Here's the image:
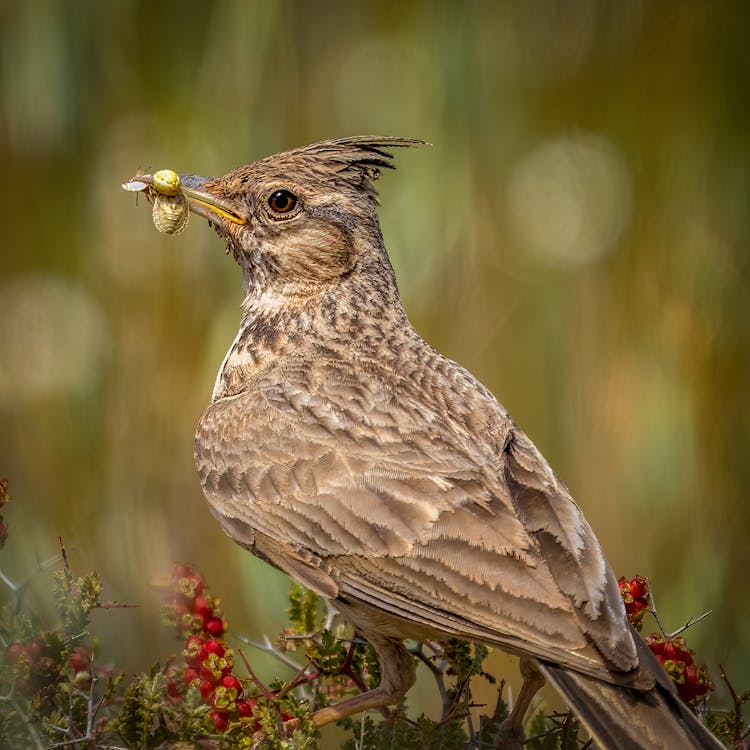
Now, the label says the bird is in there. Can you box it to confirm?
[125,137,722,749]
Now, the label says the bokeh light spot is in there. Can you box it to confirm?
[506,135,633,268]
[0,276,108,403]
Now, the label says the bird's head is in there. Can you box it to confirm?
[127,137,423,299]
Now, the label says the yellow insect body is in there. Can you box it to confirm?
[152,169,181,196]
[152,193,190,235]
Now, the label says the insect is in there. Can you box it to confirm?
[122,168,189,235]
[150,169,190,235]
[151,193,189,235]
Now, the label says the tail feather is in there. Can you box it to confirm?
[539,649,723,750]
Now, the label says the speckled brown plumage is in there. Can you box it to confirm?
[130,138,721,749]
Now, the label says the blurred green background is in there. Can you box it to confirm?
[1,0,748,736]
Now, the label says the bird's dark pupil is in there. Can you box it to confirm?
[270,190,296,212]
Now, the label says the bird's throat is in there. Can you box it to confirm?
[211,275,408,402]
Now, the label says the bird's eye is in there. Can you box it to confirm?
[268,189,298,215]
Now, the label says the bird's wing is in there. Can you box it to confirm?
[195,356,641,684]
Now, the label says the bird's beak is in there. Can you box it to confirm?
[174,174,247,226]
[122,172,247,227]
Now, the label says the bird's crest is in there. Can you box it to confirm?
[268,136,425,198]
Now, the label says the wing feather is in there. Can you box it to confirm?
[195,354,639,681]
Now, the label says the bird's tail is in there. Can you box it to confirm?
[538,642,723,750]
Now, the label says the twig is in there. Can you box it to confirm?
[336,640,368,694]
[237,649,274,699]
[559,710,573,750]
[465,706,477,750]
[646,577,669,636]
[48,674,102,749]
[95,601,139,610]
[669,610,713,637]
[275,659,318,699]
[522,724,561,745]
[648,576,713,638]
[59,536,71,574]
[0,550,63,595]
[234,633,306,674]
[720,664,748,750]
[522,711,574,747]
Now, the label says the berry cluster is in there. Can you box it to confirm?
[618,574,714,705]
[618,575,650,631]
[3,638,57,699]
[161,563,258,733]
[645,633,714,703]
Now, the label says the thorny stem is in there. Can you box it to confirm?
[647,576,712,639]
[0,551,63,595]
[85,663,102,740]
[47,665,102,749]
[237,649,275,700]
[646,577,669,636]
[235,633,318,703]
[465,709,476,749]
[559,711,573,750]
[354,711,367,750]
[522,712,587,748]
[522,725,561,745]
[720,664,748,750]
[669,610,713,638]
[440,670,473,726]
[337,640,368,695]
[235,632,309,674]
[274,659,318,699]
[59,536,70,575]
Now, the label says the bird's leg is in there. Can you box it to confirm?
[309,635,416,727]
[494,658,545,749]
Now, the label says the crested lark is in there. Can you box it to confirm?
[125,138,721,749]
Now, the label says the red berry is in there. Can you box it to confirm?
[618,576,650,630]
[236,699,255,717]
[199,678,215,700]
[645,633,713,703]
[184,668,199,685]
[200,653,232,682]
[26,639,47,662]
[646,635,663,655]
[69,648,89,673]
[201,638,225,660]
[220,674,242,694]
[204,617,225,637]
[194,595,213,618]
[4,643,25,665]
[662,637,693,665]
[210,710,229,732]
[220,674,241,689]
[166,676,181,700]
